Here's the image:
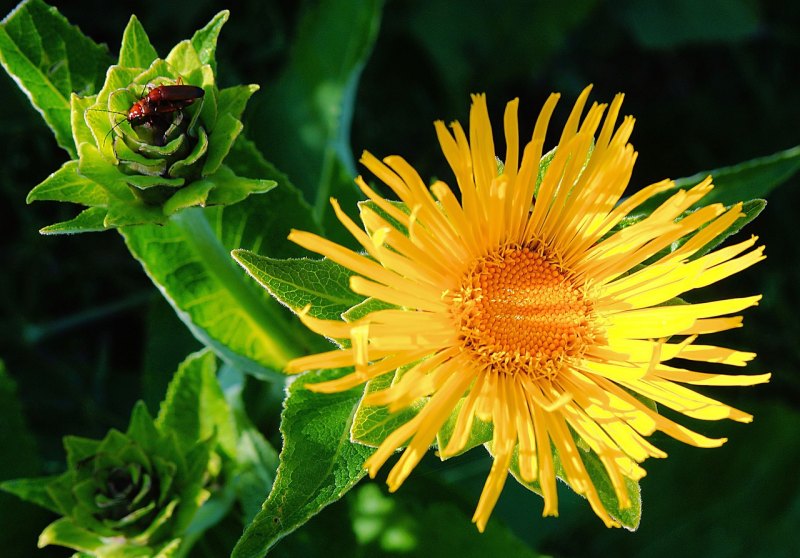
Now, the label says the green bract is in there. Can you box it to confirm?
[26,11,274,233]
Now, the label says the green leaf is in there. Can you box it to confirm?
[121,138,321,379]
[26,160,107,205]
[0,0,111,156]
[190,11,230,73]
[351,367,422,447]
[507,439,641,531]
[435,398,493,458]
[218,84,260,123]
[156,349,237,457]
[636,143,800,214]
[341,297,396,323]
[231,368,373,558]
[118,15,158,69]
[202,113,243,176]
[203,165,275,207]
[38,518,105,553]
[217,365,280,524]
[162,181,215,216]
[690,198,765,259]
[0,476,59,515]
[232,252,364,321]
[249,0,382,219]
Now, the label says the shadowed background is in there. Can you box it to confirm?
[0,1,797,556]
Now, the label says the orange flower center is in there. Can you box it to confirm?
[453,244,597,379]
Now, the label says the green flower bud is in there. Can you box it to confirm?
[27,11,274,233]
[3,403,215,557]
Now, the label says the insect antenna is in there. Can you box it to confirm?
[85,108,130,147]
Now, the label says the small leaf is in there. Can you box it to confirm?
[231,368,373,558]
[0,477,59,515]
[38,518,104,553]
[190,10,230,73]
[0,0,111,156]
[218,84,260,122]
[203,165,275,207]
[40,206,109,234]
[156,349,238,457]
[202,112,243,176]
[341,297,396,323]
[162,181,214,216]
[27,161,106,204]
[118,15,158,69]
[232,252,364,321]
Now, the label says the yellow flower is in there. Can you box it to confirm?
[286,86,769,531]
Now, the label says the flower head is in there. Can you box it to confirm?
[287,87,769,530]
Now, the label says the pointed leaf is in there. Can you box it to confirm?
[38,518,104,553]
[156,349,237,457]
[231,368,372,558]
[0,477,59,514]
[232,252,364,321]
[0,0,111,156]
[190,10,229,72]
[202,165,275,207]
[636,143,800,214]
[202,112,243,176]
[118,15,158,69]
[218,84,260,122]
[26,160,107,205]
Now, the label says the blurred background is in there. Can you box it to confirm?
[1,0,798,556]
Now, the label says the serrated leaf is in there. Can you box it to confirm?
[190,10,229,73]
[121,137,321,379]
[118,15,158,69]
[0,0,111,156]
[231,368,373,558]
[232,252,364,321]
[249,0,382,220]
[156,349,237,457]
